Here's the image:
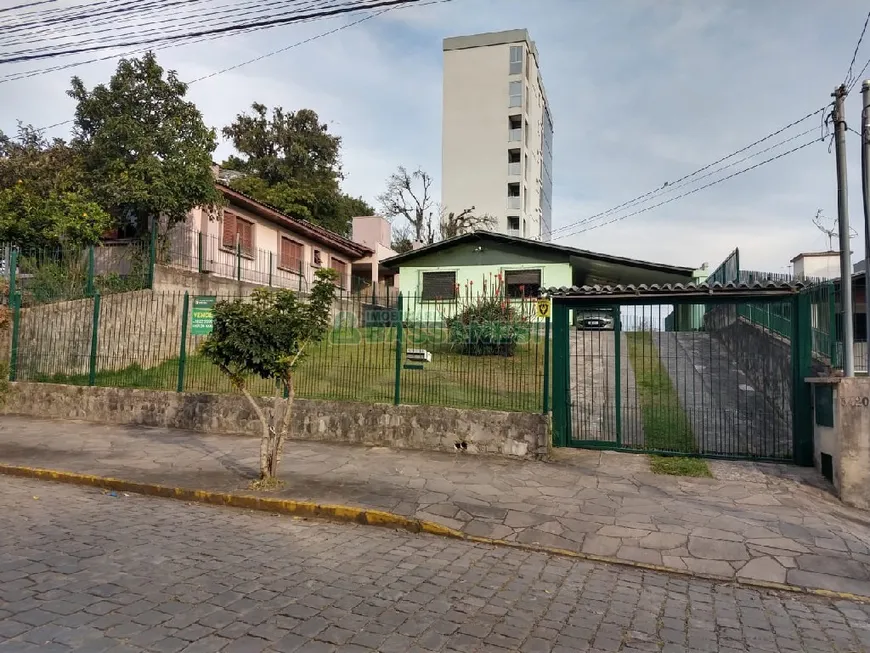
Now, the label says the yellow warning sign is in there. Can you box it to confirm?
[536,298,551,319]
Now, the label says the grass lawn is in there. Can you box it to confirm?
[625,332,697,454]
[29,326,546,413]
[649,455,712,477]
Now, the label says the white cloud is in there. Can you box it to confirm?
[2,0,869,273]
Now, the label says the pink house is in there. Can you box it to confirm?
[351,215,399,293]
[169,182,372,293]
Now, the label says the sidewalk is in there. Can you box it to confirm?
[2,416,870,598]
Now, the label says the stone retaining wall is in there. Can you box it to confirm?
[2,383,549,459]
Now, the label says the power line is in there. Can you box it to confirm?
[21,0,446,131]
[0,0,419,64]
[560,138,822,238]
[547,106,827,237]
[0,0,406,82]
[569,127,819,234]
[188,0,450,84]
[845,8,870,87]
[0,0,335,51]
[0,0,58,14]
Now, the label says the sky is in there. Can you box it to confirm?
[2,0,870,276]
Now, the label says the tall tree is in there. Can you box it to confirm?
[0,124,111,249]
[378,166,434,244]
[222,103,368,235]
[68,52,221,237]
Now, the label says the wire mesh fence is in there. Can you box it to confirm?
[3,239,152,307]
[10,288,548,413]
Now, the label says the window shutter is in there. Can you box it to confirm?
[505,270,541,286]
[421,271,457,300]
[280,237,291,269]
[239,220,253,255]
[222,212,237,249]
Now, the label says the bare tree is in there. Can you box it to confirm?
[391,222,413,253]
[440,206,496,240]
[377,166,434,243]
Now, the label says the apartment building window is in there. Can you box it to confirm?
[279,237,304,272]
[313,249,323,267]
[331,257,348,288]
[507,183,521,210]
[421,271,457,301]
[221,211,254,257]
[505,269,541,298]
[509,81,522,108]
[508,115,522,142]
[507,216,520,235]
[508,149,521,175]
[509,45,523,75]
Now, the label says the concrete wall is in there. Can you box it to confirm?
[15,277,374,380]
[810,377,870,509]
[1,383,549,459]
[16,290,185,378]
[707,307,829,445]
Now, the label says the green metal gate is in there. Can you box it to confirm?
[551,287,814,464]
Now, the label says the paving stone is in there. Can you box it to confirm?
[597,525,651,539]
[736,557,787,583]
[687,538,749,562]
[747,538,811,553]
[581,536,621,556]
[4,423,870,652]
[795,554,869,579]
[617,546,662,566]
[682,558,736,578]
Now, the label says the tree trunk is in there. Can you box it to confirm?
[267,375,294,478]
[240,387,273,479]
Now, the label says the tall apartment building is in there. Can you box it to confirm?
[442,29,553,241]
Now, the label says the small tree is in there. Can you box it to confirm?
[200,268,337,480]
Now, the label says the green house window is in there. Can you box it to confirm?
[505,269,541,298]
[421,271,457,301]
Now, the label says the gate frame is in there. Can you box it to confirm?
[549,284,813,465]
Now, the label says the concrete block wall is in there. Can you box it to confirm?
[13,268,381,380]
[1,383,550,460]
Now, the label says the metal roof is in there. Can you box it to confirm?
[544,279,806,298]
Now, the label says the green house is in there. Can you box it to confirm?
[382,231,701,323]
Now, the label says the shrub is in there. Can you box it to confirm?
[444,278,533,357]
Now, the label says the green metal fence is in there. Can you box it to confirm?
[9,288,549,413]
[703,248,841,368]
[3,237,153,307]
[551,291,814,464]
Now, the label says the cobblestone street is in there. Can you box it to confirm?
[1,477,870,652]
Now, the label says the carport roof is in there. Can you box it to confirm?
[544,280,806,303]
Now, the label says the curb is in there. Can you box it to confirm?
[2,463,869,604]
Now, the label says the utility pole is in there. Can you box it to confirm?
[833,84,855,376]
[862,81,870,374]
